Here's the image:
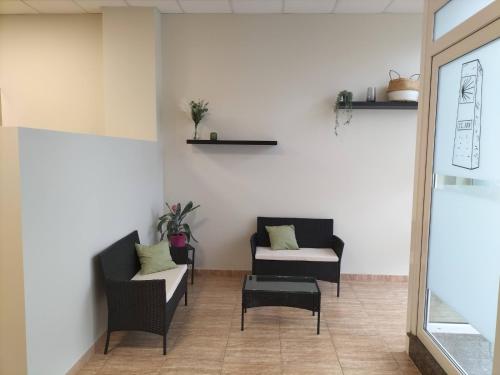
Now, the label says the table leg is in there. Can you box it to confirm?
[317,310,320,335]
[241,304,245,331]
[191,249,195,285]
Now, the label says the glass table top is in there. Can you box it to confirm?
[243,275,319,294]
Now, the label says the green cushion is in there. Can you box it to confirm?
[135,241,177,275]
[265,225,300,250]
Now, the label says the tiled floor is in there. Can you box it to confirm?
[78,274,421,374]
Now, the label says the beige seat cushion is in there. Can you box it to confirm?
[255,247,339,262]
[132,264,187,302]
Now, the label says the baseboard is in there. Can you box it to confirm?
[66,332,106,375]
[194,269,249,277]
[341,273,408,282]
[194,269,408,281]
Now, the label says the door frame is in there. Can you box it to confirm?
[407,1,500,374]
[418,18,500,375]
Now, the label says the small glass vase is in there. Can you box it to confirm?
[193,124,199,140]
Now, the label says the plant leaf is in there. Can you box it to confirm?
[183,223,198,243]
[180,201,193,218]
[166,202,176,214]
[157,221,164,233]
[182,223,191,243]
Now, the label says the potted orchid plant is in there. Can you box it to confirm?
[157,201,200,247]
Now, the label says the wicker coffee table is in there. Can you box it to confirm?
[241,275,321,334]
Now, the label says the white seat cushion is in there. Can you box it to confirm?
[132,264,187,302]
[255,247,339,263]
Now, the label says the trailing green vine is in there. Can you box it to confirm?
[334,90,353,136]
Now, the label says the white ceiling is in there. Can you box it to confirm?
[0,0,423,15]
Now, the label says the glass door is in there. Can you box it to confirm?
[418,19,500,375]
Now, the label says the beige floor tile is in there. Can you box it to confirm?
[342,369,404,375]
[169,327,231,339]
[76,370,98,375]
[221,363,281,374]
[383,335,408,353]
[282,363,343,375]
[333,334,390,353]
[281,340,338,366]
[98,367,160,375]
[78,354,108,371]
[328,323,380,337]
[166,335,227,360]
[99,352,166,374]
[223,347,281,365]
[161,357,222,374]
[337,351,400,370]
[227,335,280,349]
[76,275,419,375]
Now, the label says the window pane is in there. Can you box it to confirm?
[434,0,494,40]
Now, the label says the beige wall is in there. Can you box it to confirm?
[0,128,27,375]
[162,14,421,274]
[103,7,161,141]
[0,15,103,135]
[0,11,161,141]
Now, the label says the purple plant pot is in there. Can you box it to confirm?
[169,233,186,247]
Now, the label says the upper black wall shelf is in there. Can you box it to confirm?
[187,140,278,145]
[339,101,418,110]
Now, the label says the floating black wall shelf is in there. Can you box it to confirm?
[187,140,278,145]
[339,101,418,110]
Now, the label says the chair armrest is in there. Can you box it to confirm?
[105,279,166,330]
[250,232,258,259]
[332,235,344,260]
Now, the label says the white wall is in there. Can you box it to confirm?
[162,14,421,274]
[0,15,103,135]
[17,128,164,374]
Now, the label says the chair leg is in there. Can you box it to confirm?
[185,289,188,306]
[104,330,111,354]
[163,334,167,355]
[337,282,340,297]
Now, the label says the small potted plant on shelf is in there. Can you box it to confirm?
[334,90,353,136]
[158,201,200,247]
[189,100,209,140]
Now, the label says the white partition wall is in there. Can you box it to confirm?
[15,128,163,374]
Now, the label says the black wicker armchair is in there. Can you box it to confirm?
[98,231,187,355]
[250,217,344,296]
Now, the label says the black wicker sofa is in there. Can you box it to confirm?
[98,231,188,355]
[250,217,344,296]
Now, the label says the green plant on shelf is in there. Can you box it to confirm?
[189,100,209,140]
[334,90,353,136]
